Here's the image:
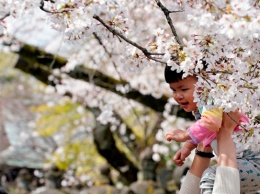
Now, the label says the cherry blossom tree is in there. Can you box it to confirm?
[0,0,259,162]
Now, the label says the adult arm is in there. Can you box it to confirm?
[212,110,242,194]
[216,112,238,168]
[179,110,242,194]
[179,143,212,194]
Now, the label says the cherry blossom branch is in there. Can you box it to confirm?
[205,70,232,74]
[93,32,146,129]
[15,43,173,113]
[93,14,166,65]
[155,0,183,48]
[39,0,73,14]
[250,60,259,79]
[0,13,10,21]
[227,113,247,131]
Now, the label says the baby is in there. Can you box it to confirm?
[164,65,248,155]
[164,64,260,193]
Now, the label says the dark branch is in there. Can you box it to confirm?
[40,0,73,14]
[14,43,193,119]
[155,0,183,48]
[0,13,10,21]
[14,44,167,112]
[93,15,166,64]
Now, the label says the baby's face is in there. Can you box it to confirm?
[169,76,197,112]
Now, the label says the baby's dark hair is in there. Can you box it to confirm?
[164,58,208,83]
[164,66,184,83]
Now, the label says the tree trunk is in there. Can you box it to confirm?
[93,116,139,184]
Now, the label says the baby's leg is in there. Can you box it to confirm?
[237,159,260,194]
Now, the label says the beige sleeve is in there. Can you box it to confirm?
[179,171,201,194]
[212,166,240,194]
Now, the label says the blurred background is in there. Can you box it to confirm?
[0,6,199,194]
[0,50,198,194]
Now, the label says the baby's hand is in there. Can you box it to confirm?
[173,147,192,166]
[165,129,190,142]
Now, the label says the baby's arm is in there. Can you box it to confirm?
[173,141,196,166]
[166,129,191,142]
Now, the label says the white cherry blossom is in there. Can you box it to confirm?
[1,0,259,151]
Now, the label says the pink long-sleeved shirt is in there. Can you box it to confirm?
[187,107,249,147]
